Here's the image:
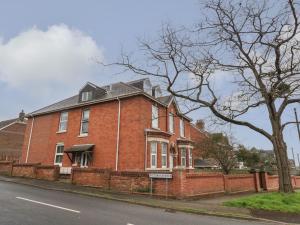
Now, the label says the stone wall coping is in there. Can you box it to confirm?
[13,163,41,167]
[36,165,59,169]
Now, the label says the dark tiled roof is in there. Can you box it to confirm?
[0,118,18,130]
[29,81,145,116]
[156,95,173,105]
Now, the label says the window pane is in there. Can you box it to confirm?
[162,156,167,167]
[151,142,157,154]
[83,110,90,120]
[169,113,174,133]
[61,112,68,121]
[57,145,64,153]
[151,155,156,167]
[161,143,167,154]
[152,105,158,128]
[81,121,89,133]
[55,155,63,164]
[59,121,67,131]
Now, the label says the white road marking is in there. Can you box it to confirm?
[127,223,135,225]
[16,197,80,214]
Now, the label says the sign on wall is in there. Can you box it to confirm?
[149,173,172,179]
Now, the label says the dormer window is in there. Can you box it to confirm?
[81,91,92,102]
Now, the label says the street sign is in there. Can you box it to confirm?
[149,173,172,179]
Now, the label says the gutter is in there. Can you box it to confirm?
[115,97,121,171]
[25,116,35,163]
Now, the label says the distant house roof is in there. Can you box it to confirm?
[28,79,192,121]
[0,111,27,131]
[0,119,17,130]
[194,159,218,168]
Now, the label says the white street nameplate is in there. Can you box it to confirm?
[149,173,172,179]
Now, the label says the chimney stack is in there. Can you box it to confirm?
[19,110,25,122]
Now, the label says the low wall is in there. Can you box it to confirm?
[224,174,256,193]
[110,171,149,193]
[36,165,60,181]
[293,176,300,188]
[11,163,59,181]
[72,168,110,188]
[0,161,13,176]
[184,173,225,197]
[12,163,40,178]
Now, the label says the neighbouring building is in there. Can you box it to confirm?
[0,111,27,161]
[21,79,204,174]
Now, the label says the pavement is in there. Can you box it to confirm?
[0,176,292,225]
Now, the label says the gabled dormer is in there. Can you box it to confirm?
[127,78,152,95]
[79,82,107,103]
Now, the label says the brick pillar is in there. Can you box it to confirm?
[172,168,187,199]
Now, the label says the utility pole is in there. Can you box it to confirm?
[294,108,300,141]
[298,153,300,170]
[292,147,296,168]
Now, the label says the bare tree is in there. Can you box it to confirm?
[203,133,237,174]
[113,0,300,192]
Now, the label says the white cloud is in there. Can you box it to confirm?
[0,24,103,89]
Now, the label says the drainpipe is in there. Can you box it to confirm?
[115,98,121,171]
[25,116,35,163]
[145,130,148,171]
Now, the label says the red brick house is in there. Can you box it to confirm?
[0,111,27,161]
[21,79,201,173]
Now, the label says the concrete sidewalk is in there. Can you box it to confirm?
[0,175,279,223]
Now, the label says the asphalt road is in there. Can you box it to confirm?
[0,181,274,225]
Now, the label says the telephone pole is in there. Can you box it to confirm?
[292,147,296,168]
[294,108,300,141]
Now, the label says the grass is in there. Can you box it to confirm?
[224,192,300,213]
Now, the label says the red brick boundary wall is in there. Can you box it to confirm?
[262,173,300,191]
[0,161,13,176]
[0,161,59,181]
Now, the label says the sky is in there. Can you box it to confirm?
[0,0,299,162]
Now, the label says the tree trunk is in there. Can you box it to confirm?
[272,123,294,193]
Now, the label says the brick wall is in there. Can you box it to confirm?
[0,161,13,176]
[224,174,256,193]
[11,163,59,181]
[110,171,149,193]
[70,168,264,198]
[36,165,60,181]
[0,122,26,161]
[71,168,111,188]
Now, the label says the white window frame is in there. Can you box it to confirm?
[54,143,64,166]
[150,142,157,168]
[80,109,90,135]
[168,113,174,133]
[161,143,168,168]
[151,105,159,129]
[189,149,193,168]
[58,112,68,132]
[180,118,185,137]
[81,91,92,102]
[181,148,186,167]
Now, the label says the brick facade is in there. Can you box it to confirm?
[0,121,26,161]
[21,89,201,172]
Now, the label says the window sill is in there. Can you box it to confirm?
[56,130,67,134]
[78,134,88,138]
[151,127,160,130]
[146,168,172,171]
